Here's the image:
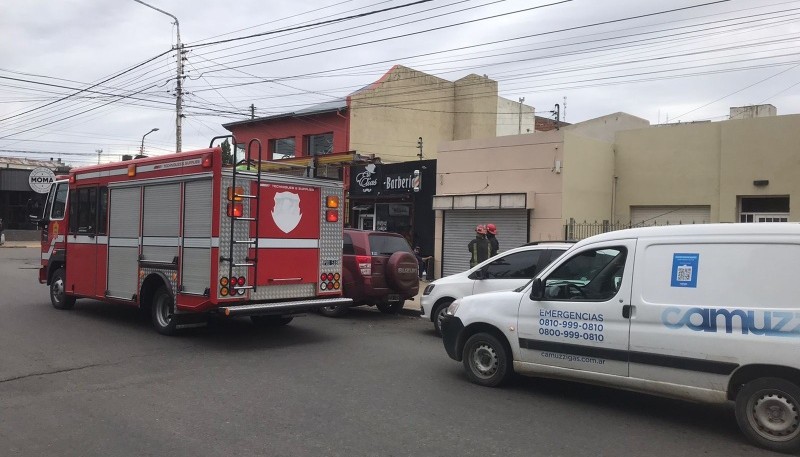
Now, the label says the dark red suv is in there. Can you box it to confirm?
[319,229,419,317]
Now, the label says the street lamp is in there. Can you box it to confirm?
[134,0,183,153]
[140,128,159,155]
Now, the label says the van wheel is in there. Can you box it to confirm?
[151,286,178,336]
[251,316,293,327]
[50,268,75,310]
[432,300,453,337]
[318,304,348,317]
[462,332,512,387]
[735,377,800,453]
[377,300,404,314]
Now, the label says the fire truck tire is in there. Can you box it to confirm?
[151,286,178,336]
[251,315,294,327]
[49,268,75,310]
[318,304,349,317]
[377,300,404,314]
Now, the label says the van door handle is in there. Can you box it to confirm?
[622,304,632,319]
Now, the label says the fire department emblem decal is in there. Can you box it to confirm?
[272,191,302,233]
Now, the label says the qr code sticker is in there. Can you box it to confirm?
[676,265,693,282]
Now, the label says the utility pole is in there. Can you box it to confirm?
[95,149,102,165]
[134,0,183,153]
[552,104,561,130]
[250,104,255,119]
[562,96,567,122]
[518,97,525,134]
[416,137,423,161]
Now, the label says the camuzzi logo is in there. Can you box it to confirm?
[661,307,800,337]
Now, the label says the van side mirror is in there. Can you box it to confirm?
[530,278,544,300]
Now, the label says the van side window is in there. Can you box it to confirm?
[483,250,542,279]
[50,182,68,220]
[543,247,626,301]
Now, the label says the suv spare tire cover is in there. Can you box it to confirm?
[385,251,420,295]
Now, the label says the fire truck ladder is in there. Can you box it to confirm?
[216,137,263,294]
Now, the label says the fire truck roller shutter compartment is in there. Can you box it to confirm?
[142,184,181,264]
[181,179,212,295]
[107,187,141,300]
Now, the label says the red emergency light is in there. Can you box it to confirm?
[227,203,243,218]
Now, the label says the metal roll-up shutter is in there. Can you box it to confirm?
[442,209,528,278]
[142,184,180,262]
[109,187,141,239]
[108,187,141,299]
[182,180,212,294]
[183,180,212,238]
[143,184,180,237]
[630,206,710,226]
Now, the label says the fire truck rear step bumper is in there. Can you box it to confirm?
[218,297,353,317]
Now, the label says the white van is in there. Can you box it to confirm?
[440,224,800,453]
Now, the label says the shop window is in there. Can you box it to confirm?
[739,196,789,223]
[306,133,333,156]
[270,137,295,159]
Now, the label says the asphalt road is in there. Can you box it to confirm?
[0,248,782,457]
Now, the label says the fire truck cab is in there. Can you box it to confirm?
[32,139,350,335]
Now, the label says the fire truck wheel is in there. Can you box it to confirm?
[376,300,405,314]
[50,268,75,310]
[250,315,294,327]
[318,304,349,317]
[151,286,178,336]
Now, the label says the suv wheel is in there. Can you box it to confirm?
[376,300,404,314]
[318,304,349,318]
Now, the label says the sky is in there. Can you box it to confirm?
[1,0,799,165]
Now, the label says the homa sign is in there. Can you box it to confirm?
[28,167,56,194]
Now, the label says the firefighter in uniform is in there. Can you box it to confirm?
[468,225,492,268]
[486,223,499,257]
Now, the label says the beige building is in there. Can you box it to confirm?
[615,106,798,225]
[431,104,800,279]
[432,113,649,276]
[348,65,535,161]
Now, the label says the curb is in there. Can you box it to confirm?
[399,307,422,317]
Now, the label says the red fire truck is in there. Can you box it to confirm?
[32,137,350,335]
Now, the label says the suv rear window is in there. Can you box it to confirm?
[367,234,413,256]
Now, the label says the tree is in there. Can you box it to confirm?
[220,139,234,165]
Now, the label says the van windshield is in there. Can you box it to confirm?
[368,234,413,256]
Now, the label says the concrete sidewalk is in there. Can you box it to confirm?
[0,241,39,248]
[401,279,429,317]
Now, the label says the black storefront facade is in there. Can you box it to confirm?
[348,159,436,258]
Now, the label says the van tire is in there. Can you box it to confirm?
[462,332,512,387]
[432,299,453,337]
[318,304,349,317]
[735,377,800,453]
[50,268,75,310]
[151,286,178,336]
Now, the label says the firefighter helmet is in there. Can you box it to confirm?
[486,223,497,235]
[475,225,487,235]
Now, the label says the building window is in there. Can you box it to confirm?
[270,137,295,159]
[306,133,333,156]
[739,196,789,222]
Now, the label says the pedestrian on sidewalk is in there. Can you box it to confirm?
[486,223,499,257]
[467,225,491,268]
[0,218,5,245]
[413,246,432,280]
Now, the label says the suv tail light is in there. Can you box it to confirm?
[356,255,372,276]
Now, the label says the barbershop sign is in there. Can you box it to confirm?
[350,163,416,196]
